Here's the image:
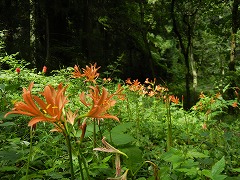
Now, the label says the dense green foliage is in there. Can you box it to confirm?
[1,0,240,179]
[0,58,240,179]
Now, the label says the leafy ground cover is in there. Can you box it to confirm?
[0,57,240,180]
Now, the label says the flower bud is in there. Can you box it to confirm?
[16,67,21,74]
[42,66,47,73]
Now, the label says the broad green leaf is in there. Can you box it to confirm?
[111,133,135,145]
[232,168,240,172]
[202,169,211,178]
[111,122,134,133]
[187,150,209,158]
[181,159,199,168]
[48,172,64,179]
[0,150,21,162]
[0,122,16,126]
[176,167,198,176]
[0,84,5,91]
[0,166,18,172]
[212,174,227,180]
[122,146,143,171]
[211,156,225,176]
[160,148,184,163]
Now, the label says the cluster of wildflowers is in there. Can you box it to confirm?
[5,63,127,179]
[192,92,224,130]
[5,82,123,132]
[125,78,179,104]
[193,92,221,112]
[72,63,100,84]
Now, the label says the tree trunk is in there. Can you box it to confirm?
[29,0,37,67]
[171,0,191,109]
[139,1,156,79]
[228,0,240,99]
[190,42,197,99]
[82,0,93,59]
[45,14,50,65]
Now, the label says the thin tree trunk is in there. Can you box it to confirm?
[171,0,191,109]
[230,0,240,72]
[228,0,240,99]
[45,14,50,65]
[139,1,156,78]
[190,42,197,99]
[82,0,93,59]
[29,0,36,67]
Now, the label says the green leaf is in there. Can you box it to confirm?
[0,84,5,91]
[122,146,143,171]
[111,133,135,145]
[0,166,18,172]
[211,156,225,176]
[111,122,134,133]
[202,169,211,178]
[0,122,16,126]
[176,167,198,176]
[102,155,112,163]
[187,150,209,158]
[160,148,184,163]
[0,150,21,162]
[212,174,227,180]
[232,168,240,172]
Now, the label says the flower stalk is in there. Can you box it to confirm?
[166,97,173,151]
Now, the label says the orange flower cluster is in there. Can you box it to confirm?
[126,78,166,95]
[80,85,124,121]
[5,81,123,130]
[72,63,100,84]
[125,78,179,104]
[193,92,222,111]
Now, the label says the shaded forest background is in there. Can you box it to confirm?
[0,0,240,108]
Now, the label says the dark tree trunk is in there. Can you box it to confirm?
[82,0,93,59]
[228,0,240,99]
[139,1,156,79]
[171,0,191,109]
[29,0,37,67]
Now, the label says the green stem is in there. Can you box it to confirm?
[77,140,90,180]
[93,119,96,148]
[132,161,159,179]
[166,100,172,151]
[81,152,90,179]
[65,134,75,179]
[26,127,34,178]
[77,152,85,180]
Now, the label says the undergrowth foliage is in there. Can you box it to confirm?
[0,57,240,180]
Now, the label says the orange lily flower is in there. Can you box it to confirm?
[125,78,132,85]
[80,85,124,121]
[5,82,68,127]
[82,63,100,83]
[72,65,84,78]
[232,102,238,108]
[199,91,205,99]
[169,95,179,104]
